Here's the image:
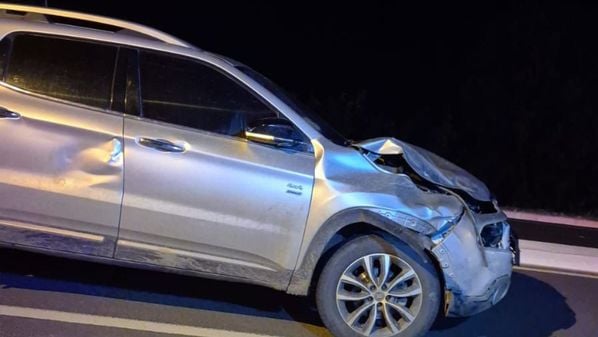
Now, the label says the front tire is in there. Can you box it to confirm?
[316,235,440,337]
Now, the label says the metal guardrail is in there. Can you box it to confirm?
[504,208,598,276]
[505,209,598,229]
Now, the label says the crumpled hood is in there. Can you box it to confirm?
[355,137,492,201]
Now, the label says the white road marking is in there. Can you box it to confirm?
[0,305,279,337]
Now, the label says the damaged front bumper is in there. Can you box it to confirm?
[444,274,512,317]
[431,210,518,317]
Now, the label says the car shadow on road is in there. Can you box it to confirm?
[0,249,576,337]
[429,272,576,337]
[0,248,323,325]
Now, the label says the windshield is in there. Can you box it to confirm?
[237,66,350,146]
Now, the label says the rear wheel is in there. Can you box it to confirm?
[316,235,440,337]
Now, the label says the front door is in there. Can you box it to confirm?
[115,50,314,286]
[0,33,123,257]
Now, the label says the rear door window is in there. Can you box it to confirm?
[4,34,117,109]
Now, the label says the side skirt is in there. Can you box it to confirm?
[0,241,292,291]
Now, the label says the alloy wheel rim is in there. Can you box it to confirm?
[335,253,423,336]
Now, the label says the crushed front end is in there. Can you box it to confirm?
[431,206,519,317]
[354,137,519,317]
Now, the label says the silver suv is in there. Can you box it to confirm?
[0,4,518,337]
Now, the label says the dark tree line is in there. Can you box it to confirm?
[263,1,598,217]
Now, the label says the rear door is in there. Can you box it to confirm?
[115,50,314,285]
[0,33,124,257]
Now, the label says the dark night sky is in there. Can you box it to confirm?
[13,1,598,216]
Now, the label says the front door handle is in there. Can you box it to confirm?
[0,108,20,120]
[137,137,185,153]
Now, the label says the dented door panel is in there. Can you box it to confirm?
[0,85,123,256]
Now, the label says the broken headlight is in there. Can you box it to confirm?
[480,222,505,248]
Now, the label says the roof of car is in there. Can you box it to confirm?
[0,3,195,49]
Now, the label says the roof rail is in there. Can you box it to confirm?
[0,3,194,48]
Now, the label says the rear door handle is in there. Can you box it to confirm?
[137,137,185,153]
[0,108,20,120]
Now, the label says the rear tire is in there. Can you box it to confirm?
[316,235,440,337]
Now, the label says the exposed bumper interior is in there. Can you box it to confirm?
[445,275,511,316]
[431,210,516,317]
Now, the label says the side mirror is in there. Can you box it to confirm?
[245,117,305,148]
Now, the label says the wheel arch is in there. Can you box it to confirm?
[286,208,436,296]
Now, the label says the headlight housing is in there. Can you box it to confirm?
[480,221,510,249]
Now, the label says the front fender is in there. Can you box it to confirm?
[286,208,434,295]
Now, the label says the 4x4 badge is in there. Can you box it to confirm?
[286,183,303,195]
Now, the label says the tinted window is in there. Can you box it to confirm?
[5,34,117,109]
[0,37,11,80]
[139,51,275,137]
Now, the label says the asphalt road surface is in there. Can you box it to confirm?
[0,248,596,337]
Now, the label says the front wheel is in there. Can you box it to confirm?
[316,235,440,337]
